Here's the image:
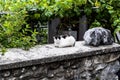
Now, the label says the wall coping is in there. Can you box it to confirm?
[0,41,120,70]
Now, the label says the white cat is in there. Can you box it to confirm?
[53,35,76,48]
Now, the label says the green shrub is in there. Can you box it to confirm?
[0,0,120,51]
[0,0,38,50]
[85,0,120,42]
[0,0,87,50]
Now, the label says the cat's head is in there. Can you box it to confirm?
[53,34,70,40]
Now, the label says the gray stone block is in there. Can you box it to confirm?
[83,27,114,46]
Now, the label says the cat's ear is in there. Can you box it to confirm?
[53,36,57,40]
[58,36,61,39]
[53,34,59,39]
[62,35,67,39]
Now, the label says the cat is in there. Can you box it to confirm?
[53,34,76,48]
[83,27,114,46]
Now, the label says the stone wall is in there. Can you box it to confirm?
[0,41,120,80]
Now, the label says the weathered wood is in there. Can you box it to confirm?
[48,15,88,43]
[48,18,61,43]
[78,15,88,40]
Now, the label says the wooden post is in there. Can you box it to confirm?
[48,18,61,43]
[48,15,88,43]
[78,15,88,40]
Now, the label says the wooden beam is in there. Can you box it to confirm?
[48,18,61,43]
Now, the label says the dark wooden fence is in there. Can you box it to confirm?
[48,15,88,43]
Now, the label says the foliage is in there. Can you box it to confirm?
[0,0,120,51]
[90,20,101,28]
[40,0,87,18]
[0,0,87,51]
[26,0,87,23]
[88,0,120,28]
[0,0,38,50]
[36,0,120,36]
[85,0,120,42]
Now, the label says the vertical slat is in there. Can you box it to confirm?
[48,18,61,43]
[48,15,88,43]
[78,15,88,40]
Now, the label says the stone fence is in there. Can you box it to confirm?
[0,41,120,80]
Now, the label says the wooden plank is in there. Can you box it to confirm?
[78,15,88,40]
[48,18,61,43]
[48,15,88,43]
